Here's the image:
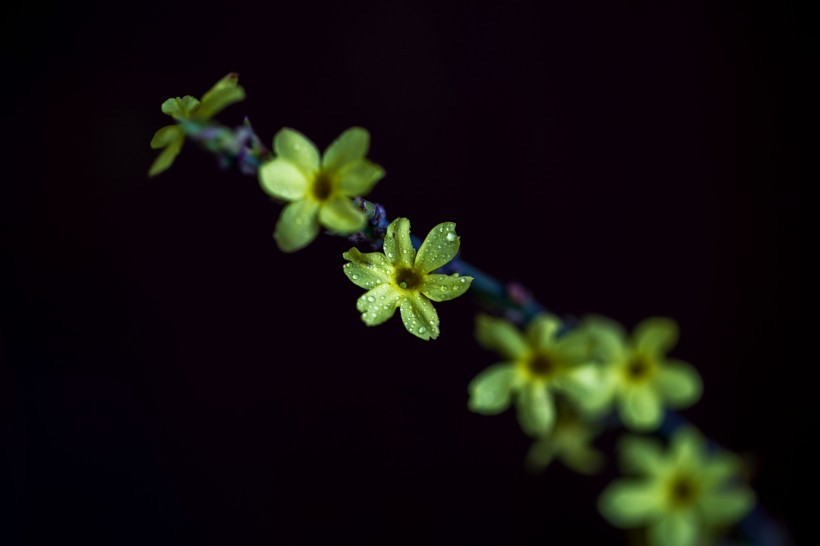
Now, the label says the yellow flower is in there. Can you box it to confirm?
[468,314,601,436]
[525,398,604,475]
[342,217,472,340]
[580,316,702,431]
[599,427,755,546]
[259,127,385,252]
[149,73,246,176]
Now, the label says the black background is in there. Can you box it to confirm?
[1,1,810,544]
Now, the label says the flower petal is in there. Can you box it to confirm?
[414,222,460,274]
[161,96,200,119]
[618,436,666,476]
[702,452,743,484]
[342,247,393,290]
[382,217,415,268]
[699,488,755,526]
[582,314,628,361]
[336,159,385,196]
[196,86,246,120]
[467,364,517,415]
[525,314,562,349]
[322,126,370,172]
[634,317,679,355]
[561,444,605,475]
[318,195,366,234]
[656,360,702,408]
[399,293,439,340]
[420,273,473,302]
[273,128,320,174]
[475,314,528,360]
[517,383,555,436]
[356,283,402,326]
[598,480,663,528]
[525,438,558,473]
[621,386,663,431]
[148,136,184,177]
[670,426,706,468]
[647,513,699,546]
[273,199,320,253]
[259,158,310,201]
[150,124,184,149]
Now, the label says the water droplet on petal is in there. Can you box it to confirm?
[446,232,456,242]
[352,274,359,280]
[399,282,407,289]
[418,326,427,334]
[367,296,376,303]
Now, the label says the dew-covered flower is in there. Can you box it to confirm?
[599,427,755,546]
[525,397,604,475]
[342,217,472,340]
[580,316,702,431]
[467,314,601,437]
[259,127,385,252]
[149,73,246,177]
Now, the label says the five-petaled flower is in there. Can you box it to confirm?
[599,427,755,546]
[149,73,246,177]
[578,316,702,431]
[467,314,601,437]
[342,217,472,340]
[525,397,604,475]
[259,127,385,252]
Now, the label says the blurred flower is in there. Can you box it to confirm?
[468,314,601,436]
[259,127,385,252]
[342,217,472,340]
[580,316,702,431]
[599,427,755,546]
[525,397,604,475]
[149,73,246,176]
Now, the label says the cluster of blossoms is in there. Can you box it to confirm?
[148,74,760,545]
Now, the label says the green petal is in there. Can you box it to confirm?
[273,199,320,253]
[467,364,517,415]
[196,86,246,120]
[702,452,743,484]
[517,383,555,436]
[621,386,663,431]
[525,314,562,349]
[475,314,528,360]
[273,128,320,174]
[259,157,310,201]
[525,438,557,472]
[618,436,666,476]
[150,124,184,149]
[148,137,184,177]
[342,248,393,290]
[598,480,662,527]
[656,360,702,408]
[356,283,402,326]
[161,96,200,119]
[561,444,605,475]
[399,293,439,340]
[559,365,605,403]
[382,217,415,268]
[321,126,370,173]
[318,195,366,234]
[420,273,472,302]
[670,427,706,468]
[414,222,460,274]
[336,159,385,196]
[700,488,755,525]
[647,513,699,546]
[634,317,679,355]
[582,315,628,361]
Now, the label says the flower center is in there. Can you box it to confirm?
[312,173,333,201]
[668,476,699,508]
[527,352,557,378]
[395,268,422,290]
[625,356,653,382]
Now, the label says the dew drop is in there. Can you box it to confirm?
[418,326,427,334]
[446,232,456,242]
[366,296,376,303]
[352,274,359,280]
[460,278,466,283]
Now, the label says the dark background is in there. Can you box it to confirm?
[1,1,810,544]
